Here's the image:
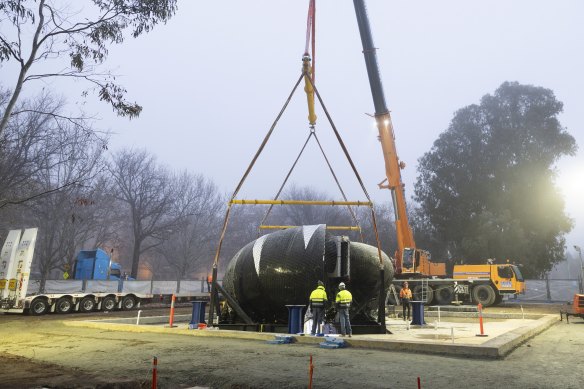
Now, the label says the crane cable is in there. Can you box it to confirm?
[305,0,316,82]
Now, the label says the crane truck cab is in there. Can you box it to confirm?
[453,263,525,305]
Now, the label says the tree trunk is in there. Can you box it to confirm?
[38,267,50,294]
[130,243,141,279]
[0,0,46,138]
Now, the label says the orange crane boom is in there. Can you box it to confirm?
[352,0,445,277]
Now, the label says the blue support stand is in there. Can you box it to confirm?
[286,305,306,334]
[410,301,426,325]
[189,301,207,329]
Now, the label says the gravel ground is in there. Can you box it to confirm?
[0,303,583,389]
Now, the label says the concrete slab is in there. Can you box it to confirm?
[64,313,559,359]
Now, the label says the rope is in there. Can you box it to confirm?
[259,131,314,229]
[306,74,373,201]
[304,0,316,81]
[305,72,384,264]
[313,133,364,241]
[229,73,304,202]
[213,74,304,268]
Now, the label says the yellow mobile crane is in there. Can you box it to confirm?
[352,0,524,306]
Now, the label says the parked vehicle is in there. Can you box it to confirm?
[1,229,152,315]
[560,294,584,323]
[387,262,525,307]
[73,248,132,280]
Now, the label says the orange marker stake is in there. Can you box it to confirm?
[169,294,176,327]
[152,356,158,389]
[308,355,314,389]
[476,303,488,337]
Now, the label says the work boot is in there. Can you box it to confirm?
[348,334,352,338]
[341,334,346,337]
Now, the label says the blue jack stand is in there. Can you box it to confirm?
[286,305,306,334]
[188,301,207,329]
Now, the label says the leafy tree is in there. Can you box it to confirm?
[414,82,577,277]
[0,0,178,137]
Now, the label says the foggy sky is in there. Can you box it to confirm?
[1,1,582,256]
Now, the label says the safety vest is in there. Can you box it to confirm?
[400,287,412,299]
[336,289,352,308]
[309,286,328,307]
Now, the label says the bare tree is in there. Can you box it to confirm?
[22,115,108,290]
[156,174,223,285]
[0,87,91,210]
[0,0,178,137]
[108,149,198,279]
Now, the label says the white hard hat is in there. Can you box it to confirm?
[339,282,346,289]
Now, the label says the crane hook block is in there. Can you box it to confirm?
[302,55,317,126]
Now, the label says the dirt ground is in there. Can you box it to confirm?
[0,303,583,389]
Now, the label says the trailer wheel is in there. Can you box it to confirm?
[30,298,49,316]
[435,285,454,305]
[413,285,434,304]
[79,297,96,313]
[102,296,117,311]
[55,297,74,314]
[472,284,496,307]
[121,295,136,310]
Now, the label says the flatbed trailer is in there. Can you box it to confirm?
[1,229,210,315]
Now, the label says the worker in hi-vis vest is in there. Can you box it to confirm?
[335,282,353,337]
[400,281,413,320]
[309,280,328,335]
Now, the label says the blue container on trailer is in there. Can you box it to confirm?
[74,249,116,280]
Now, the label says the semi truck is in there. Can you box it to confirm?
[352,0,525,307]
[74,248,129,280]
[0,228,146,315]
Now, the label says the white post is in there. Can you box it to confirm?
[451,327,454,343]
[520,305,524,321]
[136,310,142,325]
[434,321,438,340]
[437,306,441,323]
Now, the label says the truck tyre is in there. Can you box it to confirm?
[435,285,454,305]
[413,285,434,304]
[121,295,136,310]
[79,297,96,313]
[55,297,74,314]
[102,296,117,311]
[494,293,503,305]
[30,298,49,316]
[472,284,496,307]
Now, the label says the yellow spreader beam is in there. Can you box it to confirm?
[230,199,372,206]
[260,225,361,231]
